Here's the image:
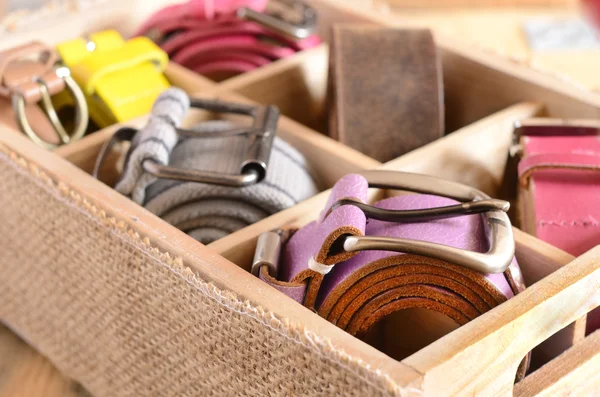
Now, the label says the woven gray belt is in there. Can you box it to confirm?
[104,88,319,243]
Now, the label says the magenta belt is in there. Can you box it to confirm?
[253,171,525,345]
[135,0,321,77]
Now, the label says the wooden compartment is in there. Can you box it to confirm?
[0,1,599,397]
[203,2,600,394]
[2,113,598,395]
[219,0,600,135]
[56,88,380,201]
[208,0,600,269]
[207,99,600,395]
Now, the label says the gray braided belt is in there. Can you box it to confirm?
[114,88,319,243]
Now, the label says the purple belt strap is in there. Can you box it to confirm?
[257,174,526,341]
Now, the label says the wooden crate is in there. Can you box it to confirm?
[0,1,599,396]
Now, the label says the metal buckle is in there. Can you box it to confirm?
[511,118,600,158]
[237,0,317,39]
[13,67,88,150]
[253,170,515,276]
[94,98,280,187]
[0,42,88,149]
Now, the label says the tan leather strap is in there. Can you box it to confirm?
[0,41,64,104]
[0,42,89,149]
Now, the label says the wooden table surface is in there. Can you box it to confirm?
[0,325,86,396]
[1,2,599,396]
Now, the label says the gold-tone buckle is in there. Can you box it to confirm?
[0,42,88,149]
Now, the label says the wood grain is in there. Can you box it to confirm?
[404,247,600,396]
[514,330,600,397]
[0,325,86,397]
[390,3,600,93]
[380,101,544,194]
[217,45,330,133]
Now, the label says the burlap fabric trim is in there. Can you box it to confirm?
[0,143,422,396]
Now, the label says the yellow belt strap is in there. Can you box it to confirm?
[57,30,170,128]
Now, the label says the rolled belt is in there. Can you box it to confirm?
[111,88,319,243]
[135,0,321,78]
[253,172,528,376]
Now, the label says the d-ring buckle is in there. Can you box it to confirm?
[94,98,280,186]
[13,67,88,150]
[253,171,515,276]
[237,0,317,39]
[0,42,89,149]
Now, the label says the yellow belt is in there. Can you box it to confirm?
[56,30,170,128]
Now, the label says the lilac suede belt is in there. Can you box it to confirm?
[253,171,528,375]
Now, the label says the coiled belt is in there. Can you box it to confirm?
[98,88,319,243]
[135,0,321,78]
[253,171,528,376]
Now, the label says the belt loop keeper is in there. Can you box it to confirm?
[308,257,335,275]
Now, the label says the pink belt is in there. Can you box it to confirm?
[514,118,600,333]
[253,171,528,375]
[135,0,321,78]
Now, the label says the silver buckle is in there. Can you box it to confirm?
[253,170,515,276]
[237,0,317,39]
[94,98,280,187]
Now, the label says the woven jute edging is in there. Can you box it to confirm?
[0,143,424,397]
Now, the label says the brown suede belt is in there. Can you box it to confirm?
[327,26,444,162]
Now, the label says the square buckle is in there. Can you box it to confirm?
[94,98,280,187]
[336,170,514,274]
[237,0,317,39]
